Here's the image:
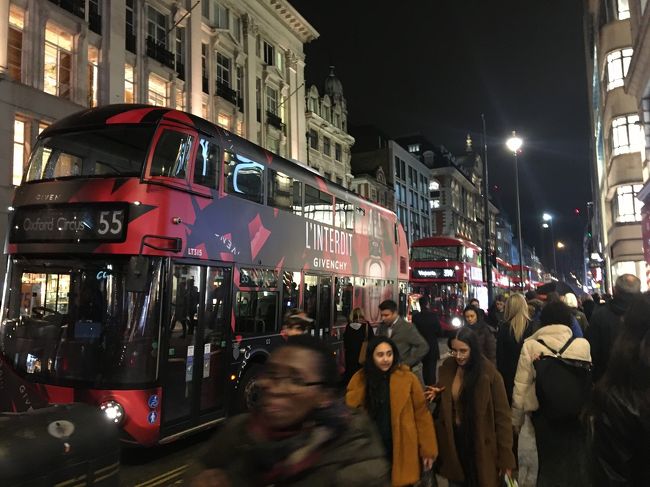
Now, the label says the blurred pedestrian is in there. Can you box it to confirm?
[343,307,374,384]
[346,336,437,486]
[377,300,429,384]
[281,308,313,337]
[581,294,596,322]
[425,327,515,487]
[586,274,641,383]
[563,292,589,333]
[463,305,496,364]
[511,301,592,486]
[546,292,583,337]
[412,296,441,385]
[590,294,650,486]
[486,294,506,331]
[468,297,486,321]
[190,335,390,486]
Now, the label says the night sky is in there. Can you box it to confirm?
[289,0,591,273]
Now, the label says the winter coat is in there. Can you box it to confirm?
[466,321,497,364]
[193,410,390,486]
[586,294,635,382]
[377,317,429,368]
[343,321,375,383]
[511,324,591,428]
[346,365,438,487]
[435,357,516,487]
[592,388,650,486]
[496,319,536,405]
[412,309,441,385]
[571,308,589,333]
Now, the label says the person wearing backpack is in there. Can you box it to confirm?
[511,301,592,486]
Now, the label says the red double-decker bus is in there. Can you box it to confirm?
[511,264,534,291]
[0,105,408,445]
[409,236,487,331]
[493,257,512,293]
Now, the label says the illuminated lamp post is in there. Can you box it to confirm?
[506,131,525,289]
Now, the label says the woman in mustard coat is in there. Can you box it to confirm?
[346,336,437,487]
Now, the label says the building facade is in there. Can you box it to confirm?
[351,127,431,245]
[585,0,647,291]
[304,66,354,187]
[625,0,650,290]
[0,0,317,288]
[396,134,498,250]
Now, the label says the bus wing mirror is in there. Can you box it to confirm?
[126,256,150,292]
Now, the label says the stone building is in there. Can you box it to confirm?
[304,66,354,187]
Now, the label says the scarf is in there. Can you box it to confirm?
[246,400,350,484]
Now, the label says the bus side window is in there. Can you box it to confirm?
[304,184,333,225]
[194,137,219,188]
[224,151,264,204]
[335,198,354,230]
[151,130,194,180]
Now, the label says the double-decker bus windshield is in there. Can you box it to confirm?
[25,126,155,182]
[1,257,162,386]
[411,246,461,261]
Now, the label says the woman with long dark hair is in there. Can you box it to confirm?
[343,307,374,384]
[426,327,515,487]
[346,336,437,486]
[591,294,650,485]
[463,304,496,363]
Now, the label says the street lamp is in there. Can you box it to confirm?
[506,131,525,289]
[542,212,558,275]
[557,241,565,249]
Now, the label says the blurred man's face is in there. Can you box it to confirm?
[380,308,398,325]
[258,347,329,430]
[496,301,505,312]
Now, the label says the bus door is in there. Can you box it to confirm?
[303,274,332,339]
[161,263,232,432]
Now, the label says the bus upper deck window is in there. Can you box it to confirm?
[151,130,194,180]
[194,137,219,188]
[225,151,264,204]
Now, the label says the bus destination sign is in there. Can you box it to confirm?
[412,268,456,279]
[10,204,128,243]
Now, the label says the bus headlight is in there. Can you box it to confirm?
[100,400,125,424]
[451,317,462,328]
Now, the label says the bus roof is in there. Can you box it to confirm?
[410,236,481,251]
[38,104,396,218]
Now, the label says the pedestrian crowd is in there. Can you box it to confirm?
[190,273,649,487]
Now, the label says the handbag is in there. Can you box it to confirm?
[358,323,369,365]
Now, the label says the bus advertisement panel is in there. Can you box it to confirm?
[0,105,409,446]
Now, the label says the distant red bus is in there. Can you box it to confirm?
[493,257,512,293]
[409,237,487,331]
[511,265,533,291]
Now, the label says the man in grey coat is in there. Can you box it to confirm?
[377,299,429,383]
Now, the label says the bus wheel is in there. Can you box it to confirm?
[237,364,262,413]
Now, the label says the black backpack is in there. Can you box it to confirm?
[533,337,592,421]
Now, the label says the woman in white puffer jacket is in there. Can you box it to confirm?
[511,301,591,487]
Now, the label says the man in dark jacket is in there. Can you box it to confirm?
[189,335,390,486]
[412,296,441,385]
[586,274,641,382]
[377,299,429,383]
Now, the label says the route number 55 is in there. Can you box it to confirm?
[98,210,124,235]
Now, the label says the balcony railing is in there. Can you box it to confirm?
[48,0,84,19]
[266,111,285,131]
[216,81,238,106]
[146,37,174,70]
